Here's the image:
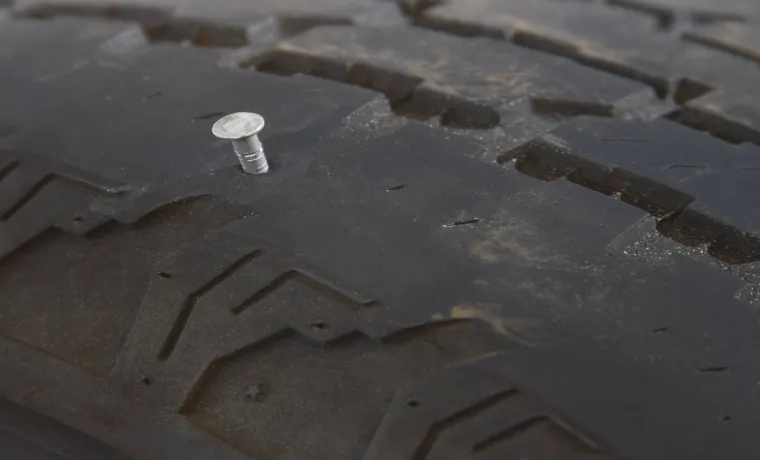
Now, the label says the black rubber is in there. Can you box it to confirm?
[2,0,760,459]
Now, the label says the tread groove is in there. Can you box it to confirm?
[471,416,548,453]
[1,173,54,220]
[157,249,262,360]
[412,389,518,460]
[246,48,500,129]
[231,269,377,315]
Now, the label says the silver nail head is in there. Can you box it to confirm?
[212,112,269,174]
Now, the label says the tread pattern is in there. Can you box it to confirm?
[419,0,758,98]
[676,88,760,146]
[242,24,650,129]
[365,353,610,460]
[111,229,516,459]
[507,117,760,262]
[113,229,499,409]
[684,21,760,61]
[0,150,246,263]
[13,0,398,46]
[3,2,760,460]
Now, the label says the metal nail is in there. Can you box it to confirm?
[212,112,269,174]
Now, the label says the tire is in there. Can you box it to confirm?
[1,0,760,459]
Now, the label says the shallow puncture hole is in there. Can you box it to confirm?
[406,400,421,407]
[192,112,225,122]
[141,376,152,386]
[443,218,480,228]
[158,272,172,279]
[721,415,733,422]
[143,90,164,100]
[387,184,407,191]
[699,366,728,373]
[311,321,328,330]
[652,327,669,333]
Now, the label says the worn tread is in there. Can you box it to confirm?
[2,2,760,460]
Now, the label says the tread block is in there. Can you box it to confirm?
[0,150,244,263]
[685,21,760,61]
[186,321,507,460]
[245,25,650,128]
[0,17,378,186]
[0,150,125,261]
[365,353,610,460]
[421,0,760,97]
[0,156,251,375]
[112,228,512,459]
[0,183,250,375]
[509,117,760,261]
[112,229,508,410]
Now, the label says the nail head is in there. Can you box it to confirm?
[212,112,266,140]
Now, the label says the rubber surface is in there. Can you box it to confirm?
[1,0,760,459]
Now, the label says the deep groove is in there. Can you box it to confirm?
[246,49,500,129]
[506,141,760,264]
[669,106,760,147]
[683,32,757,62]
[158,250,261,360]
[471,416,548,453]
[232,269,375,315]
[412,389,518,460]
[141,20,248,48]
[512,30,670,99]
[1,174,54,220]
[414,18,671,98]
[669,110,744,145]
[672,78,713,105]
[395,0,445,19]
